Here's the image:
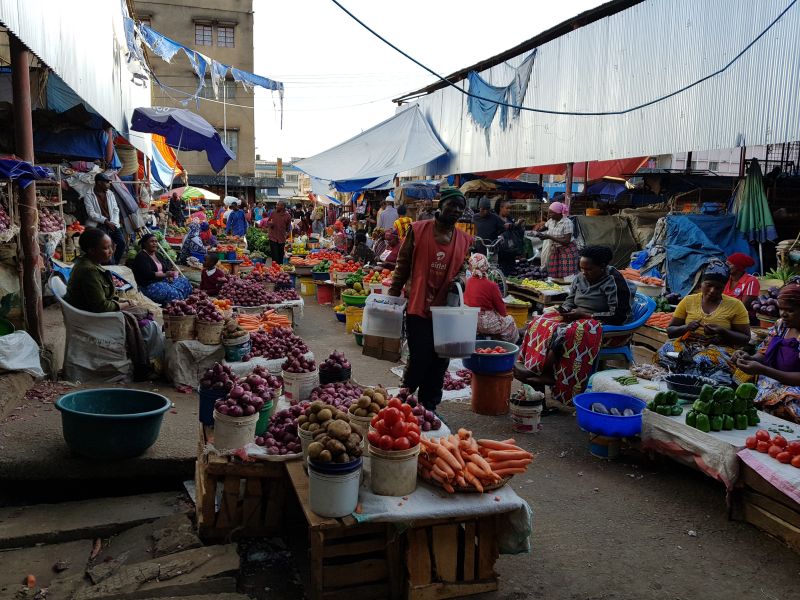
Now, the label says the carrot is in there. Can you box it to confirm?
[434,444,461,472]
[486,450,533,461]
[467,452,495,476]
[500,438,517,445]
[434,458,456,478]
[486,459,532,471]
[442,481,455,493]
[450,438,466,469]
[463,470,484,493]
[493,467,528,476]
[420,467,432,480]
[466,461,488,479]
[478,439,524,451]
[455,475,468,488]
[457,428,471,440]
[432,464,452,482]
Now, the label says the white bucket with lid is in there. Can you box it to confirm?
[430,283,479,358]
[510,396,544,433]
[368,443,419,496]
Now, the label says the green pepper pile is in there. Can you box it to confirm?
[647,391,683,416]
[312,260,331,273]
[684,383,759,433]
[245,227,270,255]
[345,269,365,287]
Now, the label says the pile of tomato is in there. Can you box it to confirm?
[367,398,421,452]
[314,250,343,262]
[745,429,800,467]
[476,346,508,355]
[332,260,361,273]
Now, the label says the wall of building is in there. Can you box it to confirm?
[135,0,255,177]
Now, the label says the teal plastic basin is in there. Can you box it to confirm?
[55,389,171,459]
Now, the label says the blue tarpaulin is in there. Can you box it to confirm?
[0,159,52,189]
[665,214,755,297]
[34,129,121,168]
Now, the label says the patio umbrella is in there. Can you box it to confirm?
[733,158,776,270]
[131,107,235,173]
[160,186,220,201]
[586,180,627,200]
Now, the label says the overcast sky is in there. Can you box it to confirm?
[251,0,600,161]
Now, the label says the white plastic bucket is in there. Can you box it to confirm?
[213,410,258,451]
[308,458,362,517]
[282,369,320,403]
[510,398,543,433]
[430,284,479,358]
[361,293,407,339]
[368,444,419,496]
[298,426,314,462]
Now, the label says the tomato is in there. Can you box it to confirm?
[367,430,381,447]
[400,404,413,418]
[768,445,782,459]
[390,420,407,438]
[786,441,800,456]
[773,435,788,448]
[406,422,420,435]
[379,435,394,451]
[755,429,771,442]
[756,440,770,453]
[745,436,758,449]
[374,419,387,436]
[371,415,379,428]
[407,430,420,446]
[392,436,411,451]
[383,407,401,425]
[792,455,800,469]
[777,451,793,464]
[387,398,403,410]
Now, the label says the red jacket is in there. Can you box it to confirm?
[464,276,507,316]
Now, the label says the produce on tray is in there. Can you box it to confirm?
[245,226,270,255]
[38,207,64,233]
[199,362,236,392]
[507,278,564,292]
[505,297,532,306]
[684,383,759,433]
[443,371,469,391]
[418,429,534,493]
[395,390,442,431]
[630,364,666,380]
[510,264,547,280]
[347,386,389,418]
[331,260,361,274]
[646,312,673,329]
[212,298,232,311]
[312,260,332,273]
[309,381,364,410]
[613,375,640,387]
[367,400,421,451]
[219,277,271,306]
[645,390,683,416]
[745,429,800,468]
[301,402,364,463]
[242,326,308,360]
[281,348,316,373]
[319,350,351,376]
[314,250,343,262]
[592,401,642,417]
[475,345,510,355]
[456,369,473,383]
[255,404,304,455]
[753,286,781,319]
[264,289,300,303]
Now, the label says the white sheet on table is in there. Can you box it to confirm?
[738,448,800,506]
[590,368,666,403]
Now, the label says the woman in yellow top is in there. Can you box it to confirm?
[657,261,750,378]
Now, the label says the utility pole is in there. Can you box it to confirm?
[565,162,574,208]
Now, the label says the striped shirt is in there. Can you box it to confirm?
[561,267,636,325]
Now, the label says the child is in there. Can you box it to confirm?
[349,231,375,265]
[200,254,227,296]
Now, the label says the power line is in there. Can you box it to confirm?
[329,0,797,116]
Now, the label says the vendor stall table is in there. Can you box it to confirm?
[506,283,567,310]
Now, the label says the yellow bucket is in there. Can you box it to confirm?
[299,278,317,297]
[506,303,530,328]
[345,306,364,333]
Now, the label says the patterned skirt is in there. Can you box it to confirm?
[477,310,518,342]
[754,376,800,423]
[140,277,193,305]
[546,242,579,278]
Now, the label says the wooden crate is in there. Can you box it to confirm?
[287,461,402,600]
[362,334,402,362]
[196,425,289,540]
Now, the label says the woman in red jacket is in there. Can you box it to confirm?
[464,253,518,342]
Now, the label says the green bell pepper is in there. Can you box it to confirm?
[722,415,734,430]
[695,413,711,433]
[692,399,711,415]
[698,384,715,403]
[671,404,683,417]
[685,410,697,427]
[748,412,760,426]
[665,391,679,405]
[710,415,723,431]
[656,405,671,416]
[736,382,758,402]
[734,413,749,430]
[713,387,734,403]
[654,392,667,406]
[710,401,724,416]
[647,400,657,412]
[732,396,747,414]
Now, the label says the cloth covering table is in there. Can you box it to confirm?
[590,368,667,402]
[738,447,800,506]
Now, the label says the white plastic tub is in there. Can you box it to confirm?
[282,369,319,403]
[369,443,419,496]
[430,284,479,358]
[298,426,314,462]
[308,458,362,517]
[213,410,258,452]
[361,293,407,339]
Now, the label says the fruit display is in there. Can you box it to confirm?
[684,383,759,433]
[475,345,509,355]
[199,362,236,392]
[38,207,65,233]
[219,277,271,306]
[645,390,683,416]
[264,289,300,303]
[508,278,564,292]
[314,250,343,262]
[255,404,304,455]
[395,390,443,431]
[242,326,308,360]
[212,298,232,312]
[352,322,363,334]
[333,304,347,314]
[505,297,531,306]
[418,430,533,493]
[332,260,361,274]
[745,429,800,468]
[753,286,781,319]
[309,381,364,410]
[343,282,368,297]
[361,268,391,285]
[347,386,389,418]
[319,351,351,376]
[163,299,197,317]
[282,349,316,373]
[367,400,421,452]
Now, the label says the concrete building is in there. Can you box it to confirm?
[255,158,311,204]
[134,0,271,200]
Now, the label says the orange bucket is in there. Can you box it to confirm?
[470,370,513,415]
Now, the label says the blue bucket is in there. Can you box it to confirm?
[226,251,237,260]
[462,340,519,374]
[308,456,362,475]
[198,388,226,426]
[223,337,251,362]
[573,392,646,438]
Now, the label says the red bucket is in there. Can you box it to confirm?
[317,282,334,305]
[470,370,513,416]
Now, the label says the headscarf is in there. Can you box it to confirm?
[384,230,399,245]
[200,222,210,232]
[549,201,568,216]
[727,252,755,271]
[180,222,205,262]
[778,283,800,304]
[702,259,730,283]
[469,253,490,278]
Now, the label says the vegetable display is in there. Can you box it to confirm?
[645,313,673,329]
[245,226,270,255]
[395,390,442,431]
[418,429,534,493]
[475,346,510,355]
[343,282,368,297]
[214,379,270,417]
[506,278,564,292]
[0,204,11,232]
[264,289,300,303]
[163,299,197,317]
[510,264,547,280]
[309,381,364,410]
[753,286,781,319]
[38,207,65,233]
[302,403,364,464]
[237,311,292,333]
[630,364,666,380]
[613,375,640,387]
[684,383,759,433]
[194,298,224,323]
[443,371,469,391]
[347,386,389,418]
[367,400,421,452]
[646,391,683,416]
[242,326,308,360]
[219,277,271,306]
[199,362,236,392]
[282,349,316,373]
[592,402,640,417]
[319,351,352,376]
[255,404,304,455]
[222,318,249,341]
[745,429,800,468]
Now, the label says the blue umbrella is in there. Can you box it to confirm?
[131,107,235,173]
[587,180,627,199]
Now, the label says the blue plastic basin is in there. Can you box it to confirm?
[462,340,519,374]
[55,389,171,459]
[573,392,646,438]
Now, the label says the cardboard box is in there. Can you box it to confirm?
[362,334,402,362]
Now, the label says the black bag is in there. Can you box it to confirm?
[499,225,524,256]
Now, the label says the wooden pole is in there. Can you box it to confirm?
[10,34,43,345]
[583,161,590,196]
[565,162,574,208]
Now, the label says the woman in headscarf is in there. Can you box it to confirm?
[464,253,518,342]
[379,230,401,269]
[658,260,751,379]
[199,222,217,247]
[724,252,760,322]
[332,221,348,252]
[533,201,578,278]
[132,233,193,305]
[178,222,206,264]
[734,283,800,423]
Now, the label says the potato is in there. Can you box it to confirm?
[354,408,368,417]
[357,396,371,409]
[317,408,333,422]
[318,449,332,462]
[297,415,308,425]
[311,401,325,412]
[369,402,381,415]
[300,422,310,431]
[308,413,318,423]
[363,389,375,399]
[326,438,346,455]
[335,452,351,464]
[328,420,352,441]
[308,422,319,432]
[351,446,362,458]
[373,393,385,405]
[307,441,324,459]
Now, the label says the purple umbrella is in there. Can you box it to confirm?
[131,107,235,173]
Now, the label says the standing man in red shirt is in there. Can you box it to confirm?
[267,201,293,266]
[388,187,472,411]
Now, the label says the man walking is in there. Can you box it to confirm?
[81,173,126,264]
[226,202,248,237]
[377,197,398,231]
[267,201,293,266]
[472,196,505,256]
[388,187,472,411]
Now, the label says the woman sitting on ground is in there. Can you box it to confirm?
[513,245,636,407]
[464,253,518,342]
[199,222,217,248]
[64,228,164,380]
[734,283,800,423]
[658,261,750,379]
[132,233,193,305]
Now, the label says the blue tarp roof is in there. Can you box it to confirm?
[33,129,121,168]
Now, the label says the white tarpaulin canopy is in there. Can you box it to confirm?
[294,106,447,186]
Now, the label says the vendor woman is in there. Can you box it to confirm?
[533,201,578,278]
[734,283,800,423]
[464,253,518,342]
[132,233,192,305]
[658,261,750,378]
[724,252,760,321]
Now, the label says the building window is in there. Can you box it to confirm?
[284,173,299,183]
[195,23,213,46]
[201,80,237,100]
[217,129,238,157]
[709,161,719,172]
[217,25,235,47]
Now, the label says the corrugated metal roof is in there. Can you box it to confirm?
[400,0,800,176]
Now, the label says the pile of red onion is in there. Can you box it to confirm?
[308,381,364,409]
[218,277,271,306]
[242,327,309,361]
[38,207,64,233]
[254,403,305,455]
[199,362,236,392]
[264,289,300,303]
[163,299,197,317]
[282,348,316,374]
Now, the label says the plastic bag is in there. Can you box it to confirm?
[0,331,44,377]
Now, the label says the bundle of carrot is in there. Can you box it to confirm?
[418,428,534,493]
[620,268,664,287]
[236,310,292,333]
[645,312,673,329]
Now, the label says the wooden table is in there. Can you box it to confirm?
[632,324,668,364]
[507,283,567,309]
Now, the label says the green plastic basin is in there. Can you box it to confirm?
[55,389,171,460]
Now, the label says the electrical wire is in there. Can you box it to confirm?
[329,0,797,116]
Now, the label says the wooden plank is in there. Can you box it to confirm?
[323,522,387,540]
[742,490,800,530]
[309,529,324,600]
[462,521,476,582]
[286,461,340,530]
[386,527,402,600]
[406,528,432,586]
[216,477,242,531]
[322,558,388,588]
[205,460,285,478]
[322,536,387,558]
[407,580,498,600]
[241,478,263,529]
[321,583,390,600]
[431,524,459,583]
[741,502,800,553]
[476,518,498,580]
[740,464,799,509]
[264,476,287,531]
